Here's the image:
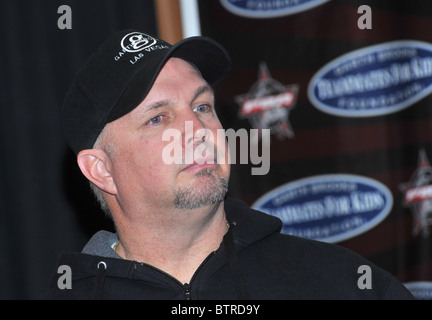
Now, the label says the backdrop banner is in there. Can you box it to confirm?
[199,0,432,300]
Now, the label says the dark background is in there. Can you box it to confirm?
[0,0,156,299]
[2,0,432,299]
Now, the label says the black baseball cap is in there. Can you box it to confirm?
[61,29,231,154]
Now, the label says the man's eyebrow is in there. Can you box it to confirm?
[137,99,171,117]
[192,85,214,103]
[137,85,214,116]
[147,100,171,111]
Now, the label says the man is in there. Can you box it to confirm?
[45,29,413,299]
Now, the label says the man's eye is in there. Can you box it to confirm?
[193,104,210,113]
[148,115,162,125]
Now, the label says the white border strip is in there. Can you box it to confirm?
[180,0,201,38]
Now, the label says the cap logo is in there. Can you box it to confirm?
[120,32,157,53]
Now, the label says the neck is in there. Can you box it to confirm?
[113,200,227,283]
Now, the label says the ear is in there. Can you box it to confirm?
[77,149,118,195]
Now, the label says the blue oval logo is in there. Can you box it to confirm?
[308,40,432,117]
[404,281,432,300]
[220,0,330,18]
[252,174,393,243]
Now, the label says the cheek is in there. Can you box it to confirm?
[208,127,231,179]
[139,142,176,179]
[211,127,229,161]
[115,139,159,176]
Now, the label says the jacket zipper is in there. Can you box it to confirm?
[183,283,191,300]
[134,251,216,300]
[181,251,216,300]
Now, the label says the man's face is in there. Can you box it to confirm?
[102,58,230,216]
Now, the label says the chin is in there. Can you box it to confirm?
[173,173,229,210]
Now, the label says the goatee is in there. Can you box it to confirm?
[174,170,228,209]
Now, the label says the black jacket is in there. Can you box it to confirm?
[44,198,413,299]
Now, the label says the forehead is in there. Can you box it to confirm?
[152,57,206,88]
[135,58,211,108]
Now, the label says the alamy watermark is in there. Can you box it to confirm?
[357,265,372,289]
[357,5,372,30]
[57,4,370,31]
[57,265,72,289]
[57,5,72,30]
[56,263,372,291]
[161,121,271,175]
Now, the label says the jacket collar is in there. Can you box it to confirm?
[224,197,282,248]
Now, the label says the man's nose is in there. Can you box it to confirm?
[180,110,208,148]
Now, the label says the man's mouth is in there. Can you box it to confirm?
[179,155,217,174]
